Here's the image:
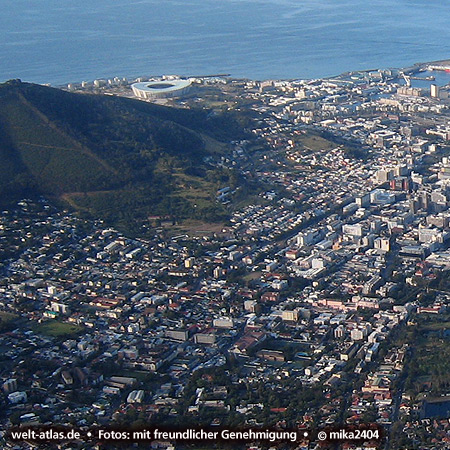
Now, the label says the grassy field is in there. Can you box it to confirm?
[0,311,19,331]
[0,311,18,321]
[294,132,337,152]
[162,219,226,237]
[243,271,263,281]
[172,171,216,210]
[32,320,83,337]
[201,133,230,155]
[419,320,450,331]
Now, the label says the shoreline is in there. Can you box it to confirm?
[3,58,450,91]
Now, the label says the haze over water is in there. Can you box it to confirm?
[1,0,450,85]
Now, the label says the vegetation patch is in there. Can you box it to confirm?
[0,80,252,232]
[294,132,337,153]
[162,219,226,237]
[0,311,19,331]
[404,314,450,397]
[32,320,83,338]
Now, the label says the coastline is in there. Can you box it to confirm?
[31,58,449,90]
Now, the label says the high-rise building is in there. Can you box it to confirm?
[431,84,440,98]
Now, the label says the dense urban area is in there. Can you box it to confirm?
[2,61,450,450]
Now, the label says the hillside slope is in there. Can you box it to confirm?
[0,80,249,231]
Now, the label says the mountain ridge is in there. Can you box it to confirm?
[0,80,249,232]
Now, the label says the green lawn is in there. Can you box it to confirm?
[420,320,450,331]
[294,132,336,152]
[0,311,19,331]
[0,311,18,322]
[243,271,263,281]
[32,320,83,337]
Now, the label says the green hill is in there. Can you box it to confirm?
[0,80,249,233]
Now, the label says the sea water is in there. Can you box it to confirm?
[1,0,450,85]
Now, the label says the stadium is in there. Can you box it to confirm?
[131,79,192,99]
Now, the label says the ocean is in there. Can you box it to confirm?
[1,0,450,85]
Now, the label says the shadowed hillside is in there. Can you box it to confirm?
[0,80,250,233]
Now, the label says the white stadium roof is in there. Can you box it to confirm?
[131,79,192,94]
